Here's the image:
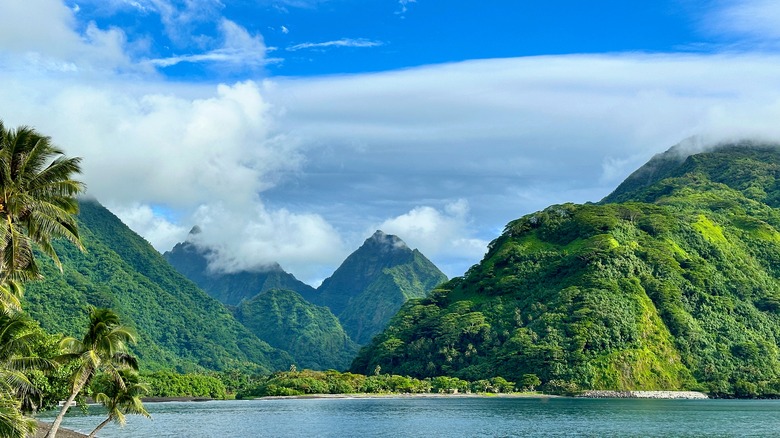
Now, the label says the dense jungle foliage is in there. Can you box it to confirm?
[233,289,359,370]
[236,368,526,398]
[353,144,780,397]
[24,200,292,373]
[166,229,447,368]
[315,231,448,344]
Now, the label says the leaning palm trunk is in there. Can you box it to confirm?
[87,417,112,438]
[44,375,87,438]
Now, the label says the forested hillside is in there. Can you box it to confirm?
[315,231,448,344]
[353,143,780,396]
[233,289,359,370]
[167,229,448,356]
[23,200,292,373]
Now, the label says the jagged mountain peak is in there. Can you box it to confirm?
[164,240,316,306]
[368,230,409,251]
[315,231,447,344]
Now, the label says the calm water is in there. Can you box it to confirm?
[36,397,780,437]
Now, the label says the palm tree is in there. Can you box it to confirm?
[46,307,137,438]
[0,309,51,438]
[0,121,84,310]
[0,393,35,438]
[0,309,55,410]
[88,368,150,438]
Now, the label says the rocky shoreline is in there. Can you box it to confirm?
[578,390,709,399]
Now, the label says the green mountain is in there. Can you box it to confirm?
[163,232,317,306]
[352,143,780,397]
[233,289,359,370]
[315,231,448,344]
[23,200,292,373]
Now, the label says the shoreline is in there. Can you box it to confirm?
[577,390,709,399]
[34,420,88,438]
[140,390,712,404]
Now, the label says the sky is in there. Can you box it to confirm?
[3,1,780,285]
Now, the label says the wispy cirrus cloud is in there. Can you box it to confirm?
[148,19,273,67]
[396,0,416,16]
[705,0,780,45]
[287,38,382,51]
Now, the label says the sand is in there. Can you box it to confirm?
[32,420,88,438]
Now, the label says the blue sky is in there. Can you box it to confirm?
[2,0,780,284]
[68,0,707,78]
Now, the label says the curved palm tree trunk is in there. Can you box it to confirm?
[87,416,112,438]
[44,380,85,438]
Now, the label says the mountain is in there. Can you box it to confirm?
[315,231,448,344]
[23,200,292,373]
[352,142,780,397]
[164,233,316,306]
[166,229,448,348]
[233,289,359,370]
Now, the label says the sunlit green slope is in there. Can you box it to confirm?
[233,289,359,370]
[353,143,780,396]
[316,231,448,344]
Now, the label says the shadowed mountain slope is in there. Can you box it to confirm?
[164,233,316,306]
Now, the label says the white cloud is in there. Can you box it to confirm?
[397,0,416,15]
[11,2,780,283]
[189,202,346,284]
[707,0,780,43]
[107,203,190,252]
[0,0,135,73]
[287,38,383,51]
[149,19,271,67]
[377,200,488,264]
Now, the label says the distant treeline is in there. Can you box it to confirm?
[137,368,548,399]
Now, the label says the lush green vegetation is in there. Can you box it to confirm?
[353,144,780,397]
[233,289,359,370]
[47,307,140,438]
[24,200,293,373]
[315,230,448,344]
[236,368,522,398]
[139,370,227,399]
[166,229,447,369]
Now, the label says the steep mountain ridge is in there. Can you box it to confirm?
[164,234,317,306]
[314,231,448,344]
[166,229,448,349]
[352,143,780,396]
[23,200,292,373]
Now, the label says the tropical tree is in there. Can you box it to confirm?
[0,121,84,310]
[88,368,150,437]
[0,309,55,410]
[0,309,52,438]
[46,308,137,438]
[0,394,35,438]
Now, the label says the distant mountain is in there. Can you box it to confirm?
[164,233,316,306]
[23,200,292,373]
[315,231,448,344]
[352,143,780,397]
[233,289,359,371]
